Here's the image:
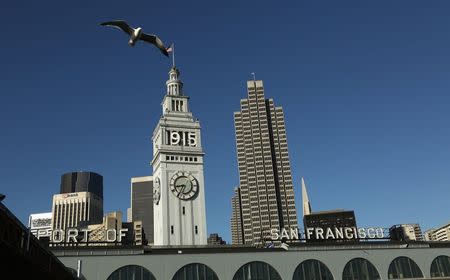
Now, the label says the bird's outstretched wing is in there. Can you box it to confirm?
[100,20,133,35]
[140,33,169,57]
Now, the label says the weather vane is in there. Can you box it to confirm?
[100,20,173,60]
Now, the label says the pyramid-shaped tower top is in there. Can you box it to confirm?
[302,177,312,216]
[166,67,183,96]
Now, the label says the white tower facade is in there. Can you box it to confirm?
[151,67,207,246]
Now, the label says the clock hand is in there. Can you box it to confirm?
[177,185,186,197]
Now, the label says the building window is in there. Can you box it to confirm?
[172,263,218,280]
[107,265,156,280]
[342,258,379,280]
[182,207,185,215]
[233,261,281,280]
[431,255,450,278]
[171,226,174,234]
[195,226,198,234]
[388,257,423,279]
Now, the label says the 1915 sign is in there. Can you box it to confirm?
[167,130,197,147]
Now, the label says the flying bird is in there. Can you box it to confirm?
[100,20,169,57]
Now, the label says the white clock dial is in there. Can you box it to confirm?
[170,172,198,200]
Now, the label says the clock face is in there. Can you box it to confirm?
[170,171,198,200]
[153,177,161,205]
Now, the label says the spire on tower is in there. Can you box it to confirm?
[166,67,183,96]
[302,177,312,217]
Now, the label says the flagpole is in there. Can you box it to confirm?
[172,43,175,68]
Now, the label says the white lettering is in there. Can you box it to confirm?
[367,228,376,238]
[306,228,314,239]
[358,228,367,239]
[66,229,78,243]
[290,228,299,240]
[118,229,128,242]
[344,227,354,239]
[335,227,344,239]
[376,228,384,238]
[325,228,335,239]
[188,132,197,147]
[106,229,117,242]
[280,228,290,240]
[171,131,180,145]
[52,229,64,243]
[80,229,90,242]
[315,228,324,239]
[270,228,279,240]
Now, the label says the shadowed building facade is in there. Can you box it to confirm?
[130,176,153,244]
[231,187,244,244]
[232,80,298,245]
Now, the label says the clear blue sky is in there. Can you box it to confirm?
[1,0,450,242]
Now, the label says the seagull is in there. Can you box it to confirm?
[100,20,169,57]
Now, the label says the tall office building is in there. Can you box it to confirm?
[233,80,298,245]
[130,176,153,244]
[51,192,103,231]
[151,67,207,245]
[230,187,244,244]
[51,171,103,231]
[60,171,103,198]
[390,224,423,241]
[301,178,357,242]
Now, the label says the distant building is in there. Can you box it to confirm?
[60,171,103,199]
[207,233,226,245]
[130,176,153,244]
[230,187,244,245]
[301,178,357,242]
[389,224,423,241]
[28,212,52,240]
[303,210,357,242]
[424,223,450,241]
[51,172,104,231]
[127,207,132,223]
[51,192,103,231]
[233,80,298,246]
[82,211,144,246]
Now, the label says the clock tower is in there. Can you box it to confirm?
[151,67,207,245]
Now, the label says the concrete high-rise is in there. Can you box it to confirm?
[425,223,450,241]
[390,224,423,241]
[130,176,153,244]
[232,80,298,245]
[230,187,244,245]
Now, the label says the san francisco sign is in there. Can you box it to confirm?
[270,227,386,241]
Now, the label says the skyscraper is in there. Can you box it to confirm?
[232,80,298,245]
[130,176,153,243]
[230,187,244,245]
[60,171,103,198]
[51,171,103,231]
[151,67,207,246]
